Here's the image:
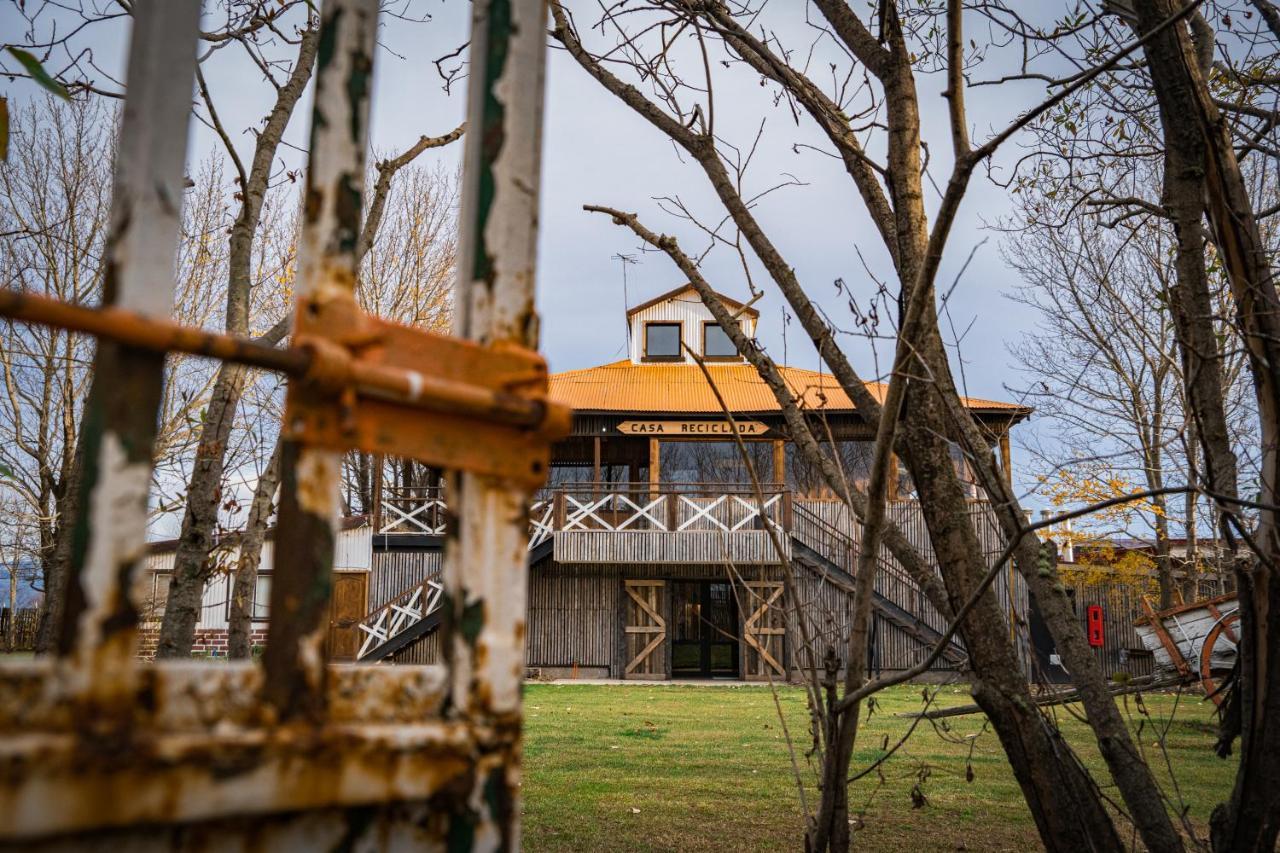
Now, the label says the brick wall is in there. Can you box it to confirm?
[136,627,268,660]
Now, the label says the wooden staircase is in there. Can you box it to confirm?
[356,536,554,662]
[789,503,968,668]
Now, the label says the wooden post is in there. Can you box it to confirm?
[370,454,384,533]
[772,438,785,486]
[553,491,566,531]
[442,2,549,845]
[592,435,602,495]
[887,453,901,502]
[267,0,379,721]
[999,433,1013,487]
[54,0,201,696]
[648,437,660,489]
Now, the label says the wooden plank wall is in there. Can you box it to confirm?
[555,530,787,564]
[788,567,958,676]
[370,549,441,610]
[528,563,777,678]
[370,548,443,665]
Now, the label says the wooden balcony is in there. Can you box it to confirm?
[377,483,792,563]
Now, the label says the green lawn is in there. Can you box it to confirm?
[522,682,1238,852]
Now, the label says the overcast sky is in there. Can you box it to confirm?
[1,1,1066,506]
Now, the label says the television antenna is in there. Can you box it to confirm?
[614,253,638,352]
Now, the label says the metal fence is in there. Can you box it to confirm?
[0,0,566,848]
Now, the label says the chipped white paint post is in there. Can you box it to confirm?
[265,0,380,720]
[55,0,201,701]
[443,0,550,847]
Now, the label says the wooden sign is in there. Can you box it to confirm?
[616,420,769,436]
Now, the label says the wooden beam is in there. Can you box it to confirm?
[772,439,785,486]
[592,435,602,493]
[649,438,660,489]
[999,433,1012,487]
[887,453,900,502]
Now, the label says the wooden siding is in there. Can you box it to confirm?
[627,290,756,363]
[369,548,443,665]
[555,530,787,564]
[370,548,442,610]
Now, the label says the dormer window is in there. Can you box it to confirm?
[644,322,682,361]
[703,322,740,360]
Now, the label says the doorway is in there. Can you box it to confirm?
[671,580,739,678]
[325,572,369,662]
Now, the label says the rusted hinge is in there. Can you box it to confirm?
[0,288,570,487]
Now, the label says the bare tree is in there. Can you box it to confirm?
[1122,1,1280,848]
[153,12,320,658]
[0,97,109,647]
[1003,169,1249,606]
[554,2,1202,849]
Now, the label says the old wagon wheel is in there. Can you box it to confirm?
[1200,609,1240,706]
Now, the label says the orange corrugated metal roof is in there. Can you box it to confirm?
[548,360,1029,416]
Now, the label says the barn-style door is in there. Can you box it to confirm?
[743,580,786,680]
[624,580,667,678]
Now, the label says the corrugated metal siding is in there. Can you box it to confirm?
[141,526,371,630]
[548,360,1023,416]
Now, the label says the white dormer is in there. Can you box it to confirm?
[626,284,758,364]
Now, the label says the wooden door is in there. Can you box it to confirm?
[624,580,667,679]
[327,572,369,662]
[743,580,785,680]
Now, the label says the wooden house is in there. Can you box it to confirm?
[365,285,1033,680]
[142,285,1032,679]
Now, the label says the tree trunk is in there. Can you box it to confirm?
[1153,491,1176,608]
[1133,3,1280,849]
[155,24,317,659]
[900,411,1127,853]
[228,436,282,659]
[33,438,80,654]
[155,365,252,658]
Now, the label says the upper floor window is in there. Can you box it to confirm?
[703,322,739,360]
[644,322,682,360]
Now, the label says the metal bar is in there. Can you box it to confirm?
[444,0,549,847]
[0,289,565,430]
[263,0,380,721]
[55,0,201,703]
[0,288,308,373]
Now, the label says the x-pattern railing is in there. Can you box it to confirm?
[529,499,554,549]
[676,492,782,532]
[357,577,445,660]
[379,488,448,535]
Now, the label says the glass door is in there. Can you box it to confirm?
[671,581,739,678]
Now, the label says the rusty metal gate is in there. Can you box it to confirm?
[0,0,566,848]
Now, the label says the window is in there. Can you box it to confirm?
[224,573,272,621]
[147,573,173,623]
[660,440,773,485]
[702,322,739,359]
[644,322,682,360]
[251,574,271,620]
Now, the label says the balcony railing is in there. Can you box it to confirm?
[378,483,789,538]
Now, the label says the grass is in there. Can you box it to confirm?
[522,682,1238,852]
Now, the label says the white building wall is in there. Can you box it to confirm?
[141,523,371,630]
[627,288,756,364]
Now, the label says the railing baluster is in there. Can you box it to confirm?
[55,0,201,701]
[264,0,379,720]
[443,0,549,845]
